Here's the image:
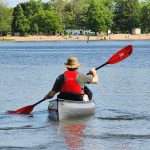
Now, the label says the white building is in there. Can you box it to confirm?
[132,28,141,35]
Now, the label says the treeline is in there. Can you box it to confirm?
[0,0,150,36]
[0,2,13,36]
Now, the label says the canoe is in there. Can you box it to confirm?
[48,99,95,121]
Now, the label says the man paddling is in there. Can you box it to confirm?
[43,56,98,101]
[7,45,132,115]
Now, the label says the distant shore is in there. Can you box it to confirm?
[0,34,150,42]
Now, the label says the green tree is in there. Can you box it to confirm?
[12,0,63,35]
[50,0,66,14]
[113,0,141,33]
[50,0,89,30]
[20,0,44,34]
[47,0,66,29]
[140,0,150,33]
[87,0,113,33]
[70,0,89,29]
[22,0,44,17]
[12,5,30,36]
[33,10,63,34]
[63,2,75,29]
[30,23,39,35]
[0,2,13,35]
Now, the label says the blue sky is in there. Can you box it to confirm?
[5,0,49,7]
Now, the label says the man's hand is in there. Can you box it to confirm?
[89,68,99,84]
[89,68,97,75]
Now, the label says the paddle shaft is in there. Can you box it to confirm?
[33,99,46,107]
[87,62,108,75]
[95,62,108,70]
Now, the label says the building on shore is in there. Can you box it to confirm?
[132,28,141,35]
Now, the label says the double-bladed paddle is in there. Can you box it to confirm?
[7,45,133,115]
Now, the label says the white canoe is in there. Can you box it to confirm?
[48,99,95,121]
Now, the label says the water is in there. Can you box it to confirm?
[0,40,150,150]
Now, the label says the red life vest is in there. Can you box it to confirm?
[61,71,83,94]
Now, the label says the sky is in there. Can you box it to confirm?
[4,0,49,7]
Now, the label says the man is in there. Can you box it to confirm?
[43,56,98,101]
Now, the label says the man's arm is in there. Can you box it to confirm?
[89,68,99,84]
[43,74,64,100]
[43,91,56,100]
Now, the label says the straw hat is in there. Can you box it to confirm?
[64,56,82,68]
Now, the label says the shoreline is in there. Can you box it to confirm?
[0,34,150,42]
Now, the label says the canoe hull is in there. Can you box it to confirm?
[48,99,95,121]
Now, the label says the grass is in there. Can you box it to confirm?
[0,38,14,41]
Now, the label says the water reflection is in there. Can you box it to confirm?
[58,121,85,150]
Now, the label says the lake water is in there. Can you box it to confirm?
[0,40,150,150]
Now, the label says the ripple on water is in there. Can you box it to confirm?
[96,114,149,121]
[84,133,150,140]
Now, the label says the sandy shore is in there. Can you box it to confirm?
[0,34,150,41]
